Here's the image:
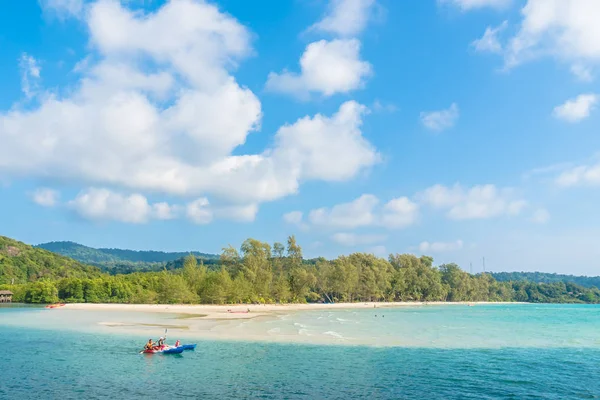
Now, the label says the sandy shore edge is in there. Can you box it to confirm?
[63,301,520,320]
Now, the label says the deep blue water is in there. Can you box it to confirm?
[2,306,600,399]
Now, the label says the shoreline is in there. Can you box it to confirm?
[63,301,522,320]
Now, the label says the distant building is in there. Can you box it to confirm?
[0,290,13,303]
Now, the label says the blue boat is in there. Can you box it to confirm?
[161,346,184,354]
[180,344,197,350]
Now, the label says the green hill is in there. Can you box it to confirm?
[491,272,600,289]
[0,236,101,284]
[36,241,219,274]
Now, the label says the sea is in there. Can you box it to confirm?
[1,304,599,399]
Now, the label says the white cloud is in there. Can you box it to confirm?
[420,103,459,132]
[0,1,379,217]
[69,188,155,224]
[309,0,376,37]
[310,194,379,228]
[419,240,463,253]
[530,208,550,224]
[472,21,508,53]
[283,211,303,225]
[439,0,512,11]
[32,188,60,207]
[152,202,179,220]
[266,39,372,98]
[213,203,258,223]
[504,0,600,70]
[418,183,527,220]
[19,53,41,99]
[274,101,380,182]
[186,198,213,225]
[331,232,386,246]
[380,197,419,228]
[553,93,598,122]
[555,162,600,187]
[571,64,594,82]
[40,0,84,19]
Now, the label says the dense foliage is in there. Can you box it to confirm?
[492,271,600,289]
[0,236,101,285]
[3,235,600,305]
[36,241,219,274]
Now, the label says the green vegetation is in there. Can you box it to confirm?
[492,271,600,289]
[36,241,219,274]
[2,235,600,304]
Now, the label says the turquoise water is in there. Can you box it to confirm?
[2,305,600,399]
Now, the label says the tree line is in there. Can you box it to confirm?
[3,236,600,304]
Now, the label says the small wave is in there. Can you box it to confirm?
[294,322,307,328]
[336,318,353,323]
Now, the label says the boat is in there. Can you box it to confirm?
[180,344,197,350]
[141,345,184,355]
[45,303,65,309]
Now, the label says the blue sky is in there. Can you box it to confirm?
[1,0,600,275]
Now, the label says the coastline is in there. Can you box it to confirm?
[63,301,520,320]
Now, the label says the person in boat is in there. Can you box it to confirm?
[175,340,180,347]
[157,337,165,347]
[144,339,155,350]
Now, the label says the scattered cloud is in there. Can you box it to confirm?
[0,1,380,220]
[530,208,550,224]
[19,53,41,99]
[438,0,512,11]
[419,240,463,253]
[68,188,159,224]
[571,64,594,82]
[31,188,60,207]
[372,100,397,113]
[555,162,600,188]
[331,232,386,246]
[309,0,376,37]
[553,94,598,122]
[283,211,309,230]
[186,198,212,225]
[504,0,600,70]
[420,103,459,132]
[266,39,372,98]
[309,194,379,229]
[472,21,508,54]
[152,202,179,220]
[418,183,527,220]
[380,197,419,228]
[40,0,84,19]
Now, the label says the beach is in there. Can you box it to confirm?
[62,301,509,320]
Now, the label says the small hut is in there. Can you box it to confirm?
[0,290,13,303]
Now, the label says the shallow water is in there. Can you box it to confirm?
[2,304,600,399]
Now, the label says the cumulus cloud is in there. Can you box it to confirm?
[31,188,60,207]
[266,39,372,98]
[418,183,527,220]
[380,197,419,228]
[309,0,376,37]
[553,94,598,122]
[472,21,508,54]
[68,188,157,224]
[306,193,418,229]
[420,103,459,132]
[0,1,379,221]
[331,232,386,246]
[439,0,512,11]
[419,240,463,253]
[186,198,213,225]
[504,0,600,70]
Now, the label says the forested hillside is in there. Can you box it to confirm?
[492,272,600,289]
[0,236,101,284]
[2,235,600,305]
[36,241,219,274]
